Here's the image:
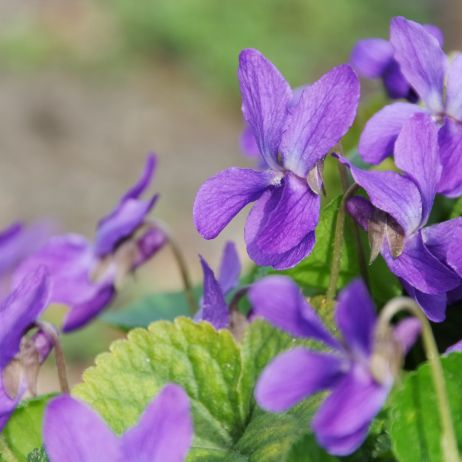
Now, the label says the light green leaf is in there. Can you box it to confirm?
[1,395,54,462]
[450,196,462,219]
[388,352,462,462]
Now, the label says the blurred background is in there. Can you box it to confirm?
[0,0,458,388]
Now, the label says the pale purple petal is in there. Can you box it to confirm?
[238,49,292,170]
[445,53,462,120]
[437,119,462,197]
[218,241,241,295]
[240,125,260,159]
[193,168,274,239]
[249,276,339,348]
[133,226,168,269]
[338,156,422,235]
[281,65,359,177]
[245,173,320,268]
[256,348,344,412]
[402,280,448,322]
[383,232,459,296]
[312,365,389,456]
[358,102,423,164]
[394,113,441,224]
[335,279,376,357]
[121,153,157,202]
[350,39,393,78]
[0,377,24,432]
[346,196,374,231]
[44,396,119,462]
[446,340,462,354]
[198,256,229,329]
[423,24,444,46]
[391,17,447,112]
[122,384,192,462]
[316,424,370,457]
[393,317,421,354]
[0,267,50,368]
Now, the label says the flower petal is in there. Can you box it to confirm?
[358,102,423,164]
[0,267,50,368]
[394,113,441,225]
[238,49,292,169]
[335,279,376,357]
[44,396,119,462]
[198,256,229,329]
[122,384,192,462]
[248,275,338,348]
[382,61,415,100]
[256,348,344,412]
[393,317,421,353]
[312,365,389,456]
[245,173,320,268]
[240,125,260,159]
[281,65,359,177]
[346,196,374,232]
[383,232,459,295]
[316,424,370,457]
[121,153,157,202]
[390,17,447,112]
[193,168,274,240]
[446,340,462,354]
[338,156,422,235]
[437,119,462,197]
[218,241,241,295]
[350,39,393,78]
[446,53,462,120]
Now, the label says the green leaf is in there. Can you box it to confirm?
[101,288,201,329]
[1,395,54,462]
[26,448,48,462]
[74,317,334,461]
[450,196,462,219]
[279,195,359,292]
[388,352,462,462]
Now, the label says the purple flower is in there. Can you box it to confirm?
[0,221,54,298]
[194,49,359,269]
[44,384,193,462]
[359,17,462,197]
[252,276,420,455]
[350,23,443,102]
[1,267,53,431]
[14,154,167,332]
[195,241,241,329]
[340,112,462,321]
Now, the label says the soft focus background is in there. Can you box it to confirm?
[0,0,458,388]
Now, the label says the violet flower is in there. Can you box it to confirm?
[252,276,420,455]
[195,241,241,329]
[340,112,462,321]
[359,16,462,197]
[194,48,359,269]
[350,23,443,102]
[14,154,167,332]
[1,267,53,431]
[44,384,193,462]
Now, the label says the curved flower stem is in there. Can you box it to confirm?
[326,165,359,300]
[377,297,460,462]
[36,322,70,394]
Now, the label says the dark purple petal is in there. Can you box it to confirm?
[402,280,448,322]
[338,156,422,235]
[198,256,229,330]
[0,267,49,369]
[218,241,241,295]
[335,279,376,357]
[446,53,462,120]
[437,119,462,197]
[383,232,459,296]
[281,65,359,177]
[394,113,441,224]
[132,226,168,269]
[312,365,389,456]
[358,102,423,164]
[44,396,119,462]
[346,196,374,232]
[238,49,292,169]
[350,39,393,78]
[122,384,192,462]
[382,61,415,100]
[256,348,344,412]
[391,17,447,112]
[393,317,421,353]
[245,173,320,269]
[193,168,274,239]
[248,276,339,348]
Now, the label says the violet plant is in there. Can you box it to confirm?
[2,14,462,462]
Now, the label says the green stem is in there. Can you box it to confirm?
[377,298,460,462]
[326,165,358,300]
